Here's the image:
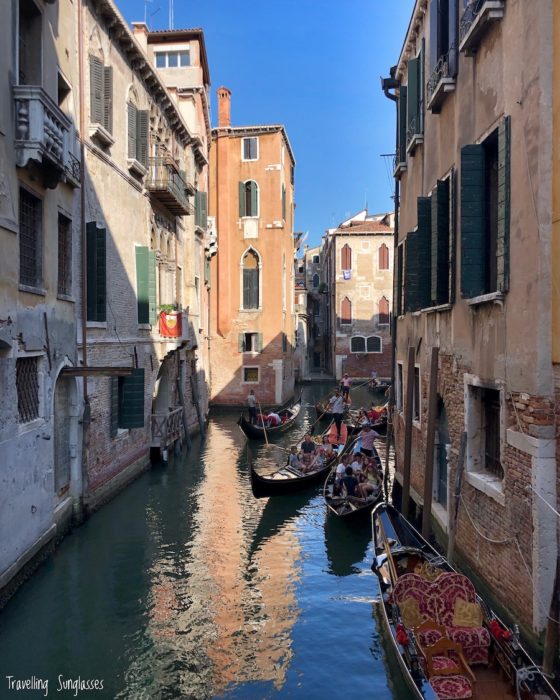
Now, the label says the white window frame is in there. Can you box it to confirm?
[243,331,259,354]
[412,363,421,427]
[396,361,404,413]
[366,335,383,354]
[350,335,366,353]
[241,137,259,162]
[242,366,260,384]
[154,47,190,69]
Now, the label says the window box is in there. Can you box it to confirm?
[127,158,147,179]
[459,1,505,57]
[466,291,504,307]
[426,51,456,113]
[89,122,115,148]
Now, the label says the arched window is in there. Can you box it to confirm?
[378,243,389,270]
[367,335,382,353]
[350,336,366,353]
[312,273,319,288]
[341,243,352,270]
[378,296,390,325]
[340,296,352,325]
[242,249,260,309]
[239,180,259,217]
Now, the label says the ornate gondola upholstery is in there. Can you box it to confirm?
[430,675,473,700]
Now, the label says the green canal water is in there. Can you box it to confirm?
[0,383,409,699]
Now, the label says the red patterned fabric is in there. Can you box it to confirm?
[392,574,435,619]
[419,629,444,647]
[430,675,472,699]
[432,656,459,672]
[460,645,489,666]
[433,573,477,626]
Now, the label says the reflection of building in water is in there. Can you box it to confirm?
[139,422,301,695]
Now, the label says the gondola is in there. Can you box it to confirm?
[371,502,560,700]
[250,422,348,498]
[238,394,302,440]
[324,437,383,520]
[345,405,388,436]
[315,393,351,421]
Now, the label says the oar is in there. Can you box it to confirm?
[256,398,270,448]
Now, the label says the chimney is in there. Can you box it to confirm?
[217,86,231,127]
[131,22,148,55]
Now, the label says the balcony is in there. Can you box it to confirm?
[406,115,424,156]
[146,157,192,215]
[426,47,457,113]
[393,153,407,179]
[460,1,505,57]
[14,85,79,189]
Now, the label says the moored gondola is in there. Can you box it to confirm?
[371,502,560,700]
[238,394,302,440]
[324,437,383,520]
[250,422,349,498]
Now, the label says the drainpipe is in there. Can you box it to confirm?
[381,66,400,492]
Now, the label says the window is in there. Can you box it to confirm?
[86,222,106,322]
[406,45,424,147]
[298,265,304,274]
[461,118,510,298]
[154,50,190,68]
[466,384,504,481]
[405,197,432,312]
[243,367,259,383]
[16,356,40,423]
[431,173,454,305]
[378,297,390,326]
[396,362,404,411]
[136,247,156,325]
[89,55,113,133]
[242,249,259,309]
[413,366,420,422]
[341,243,352,270]
[57,214,72,297]
[242,137,258,161]
[312,255,320,264]
[340,296,352,325]
[195,191,208,230]
[367,336,382,353]
[127,103,149,167]
[282,332,287,353]
[110,368,145,436]
[350,336,366,353]
[396,243,404,316]
[19,187,42,289]
[378,244,390,270]
[397,86,407,166]
[239,180,259,217]
[427,0,458,109]
[312,273,319,289]
[239,332,262,353]
[18,0,42,86]
[57,71,71,109]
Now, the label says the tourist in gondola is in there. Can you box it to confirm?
[340,465,359,497]
[300,433,317,466]
[327,389,345,439]
[303,447,325,474]
[264,410,282,427]
[288,446,302,471]
[356,460,381,499]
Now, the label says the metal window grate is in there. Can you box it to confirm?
[17,357,39,423]
[19,188,41,287]
[58,214,72,295]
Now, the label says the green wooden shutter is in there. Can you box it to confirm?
[110,376,118,438]
[239,182,246,217]
[89,56,103,124]
[282,184,286,220]
[95,228,107,322]
[431,179,450,305]
[448,0,458,78]
[404,235,415,312]
[103,66,113,133]
[148,250,157,325]
[238,333,245,352]
[137,110,149,167]
[398,86,407,163]
[407,57,419,140]
[497,116,510,293]
[250,182,258,216]
[460,144,486,298]
[419,42,425,132]
[195,191,202,228]
[136,246,149,324]
[86,222,97,321]
[195,191,208,229]
[204,257,210,288]
[127,103,137,160]
[396,243,403,316]
[119,368,145,429]
[257,333,263,352]
[416,197,432,309]
[448,168,456,303]
[201,191,208,229]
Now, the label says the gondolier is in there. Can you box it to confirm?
[247,390,258,424]
[340,373,352,400]
[328,389,345,439]
[359,424,379,457]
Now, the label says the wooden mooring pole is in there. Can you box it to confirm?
[401,346,416,519]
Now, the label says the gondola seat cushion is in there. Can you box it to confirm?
[430,675,472,700]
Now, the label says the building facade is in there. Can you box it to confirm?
[323,210,393,381]
[209,88,296,406]
[389,0,557,639]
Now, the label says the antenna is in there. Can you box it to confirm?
[169,0,174,28]
[144,0,152,24]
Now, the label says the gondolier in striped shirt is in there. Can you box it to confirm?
[328,389,346,440]
[359,424,379,457]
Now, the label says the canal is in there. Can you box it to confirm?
[0,382,408,699]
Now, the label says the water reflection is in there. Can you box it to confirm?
[324,515,371,577]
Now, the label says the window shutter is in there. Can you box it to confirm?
[341,297,352,324]
[257,333,263,352]
[195,191,208,230]
[239,182,246,217]
[396,243,404,316]
[204,257,210,288]
[417,197,432,309]
[448,168,456,303]
[431,179,450,305]
[195,191,202,228]
[95,228,107,322]
[110,376,118,438]
[282,184,286,220]
[398,86,407,163]
[419,42,425,132]
[460,144,486,298]
[250,182,258,217]
[243,139,250,160]
[103,66,113,133]
[137,110,149,167]
[136,246,149,324]
[497,116,510,293]
[127,103,137,160]
[89,56,103,124]
[448,0,458,78]
[341,244,352,270]
[429,0,439,72]
[407,57,419,140]
[238,333,245,352]
[86,222,97,321]
[118,368,145,429]
[148,250,157,325]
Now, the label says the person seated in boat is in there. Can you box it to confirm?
[333,455,351,495]
[356,408,370,426]
[357,460,382,499]
[341,465,360,498]
[300,433,317,465]
[287,445,303,471]
[359,424,379,458]
[367,404,383,423]
[265,411,282,427]
[304,447,326,474]
[321,435,335,456]
[350,452,364,477]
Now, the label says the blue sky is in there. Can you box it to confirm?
[119,0,415,247]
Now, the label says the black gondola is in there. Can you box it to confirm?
[324,438,383,520]
[371,502,560,700]
[238,394,302,440]
[250,422,349,498]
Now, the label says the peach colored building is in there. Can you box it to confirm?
[209,89,296,406]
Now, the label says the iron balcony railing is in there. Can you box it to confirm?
[406,115,423,148]
[460,0,484,42]
[146,157,192,215]
[426,45,457,106]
